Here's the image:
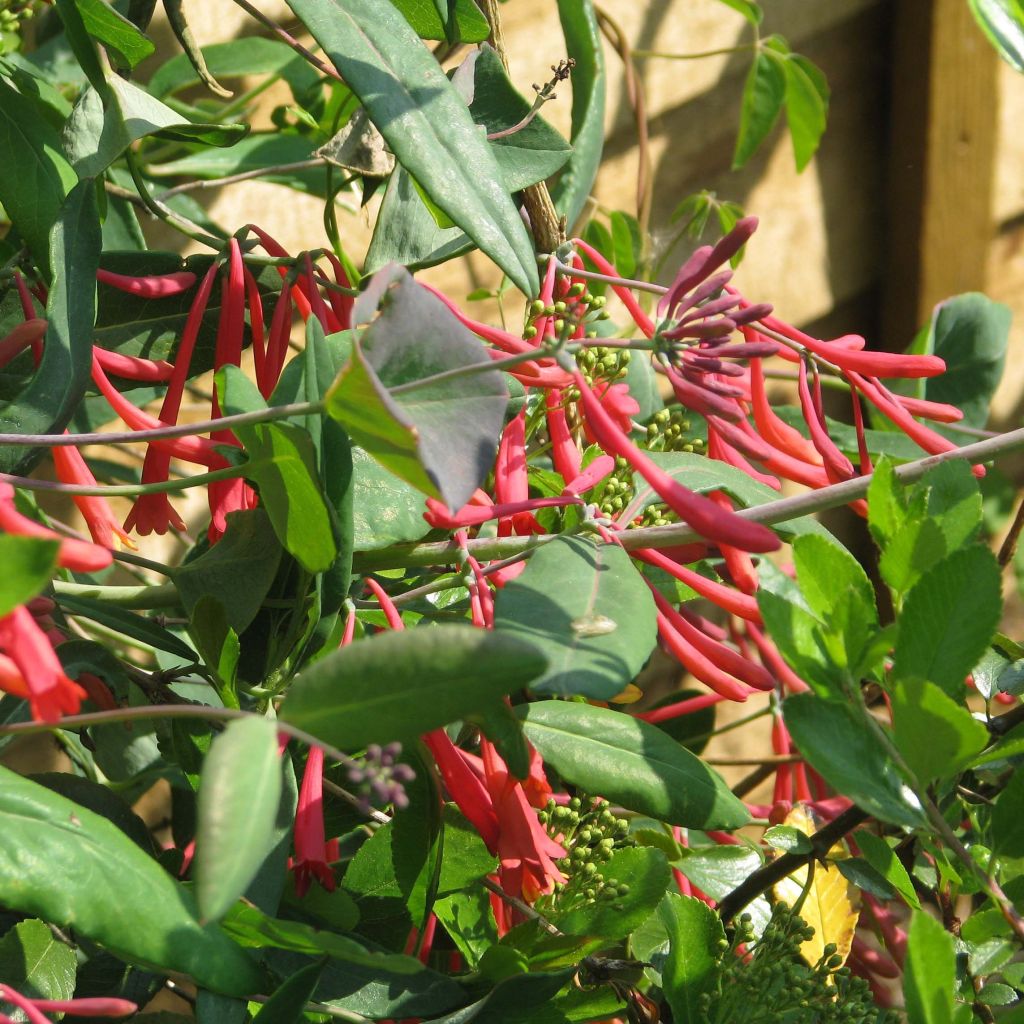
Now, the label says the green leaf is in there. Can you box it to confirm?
[791,533,877,674]
[0,75,77,277]
[326,270,508,510]
[0,180,100,474]
[763,825,812,855]
[924,293,1011,429]
[968,0,1024,72]
[782,54,828,171]
[732,47,786,169]
[552,0,606,228]
[282,0,538,294]
[195,716,283,923]
[434,889,497,968]
[518,701,749,829]
[0,918,76,1003]
[222,900,421,973]
[0,765,262,995]
[892,545,1002,700]
[282,625,547,748]
[252,961,324,1024]
[556,847,671,943]
[990,768,1024,857]
[66,77,247,180]
[675,844,762,900]
[173,509,284,635]
[879,516,947,599]
[388,0,489,41]
[350,446,430,549]
[148,36,320,99]
[242,421,337,574]
[73,0,155,68]
[493,535,657,700]
[0,536,59,618]
[922,458,983,553]
[866,456,906,549]
[854,830,921,909]
[891,678,989,782]
[658,894,725,1024]
[437,805,498,896]
[904,910,956,1024]
[784,693,925,827]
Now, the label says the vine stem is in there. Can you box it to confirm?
[0,465,246,498]
[0,401,323,448]
[353,425,1024,571]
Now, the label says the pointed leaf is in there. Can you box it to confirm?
[195,716,283,923]
[0,536,59,618]
[784,693,925,827]
[658,894,726,1024]
[782,54,828,171]
[72,0,155,68]
[518,701,749,829]
[494,535,657,699]
[282,0,539,294]
[892,545,1002,700]
[0,765,262,995]
[281,625,547,748]
[854,830,921,909]
[904,910,956,1024]
[0,919,76,1003]
[732,48,786,169]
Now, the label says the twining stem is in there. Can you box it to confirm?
[229,0,345,84]
[155,159,327,201]
[0,465,246,498]
[354,426,1024,570]
[633,43,757,60]
[0,401,323,448]
[53,580,181,609]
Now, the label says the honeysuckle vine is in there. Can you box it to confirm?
[1,0,1023,1019]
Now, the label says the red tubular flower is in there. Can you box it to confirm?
[424,730,500,850]
[575,370,780,554]
[571,238,655,337]
[744,622,809,693]
[291,745,336,897]
[93,348,175,382]
[0,482,112,573]
[0,985,136,1023]
[51,443,134,550]
[545,390,582,484]
[655,607,753,702]
[638,691,724,725]
[707,494,760,595]
[892,394,963,423]
[0,318,47,370]
[0,606,87,722]
[650,586,772,692]
[123,261,220,536]
[96,268,196,298]
[797,357,854,483]
[562,455,615,497]
[633,546,762,622]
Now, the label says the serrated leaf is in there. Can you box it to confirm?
[658,893,724,1024]
[733,48,786,169]
[493,535,657,699]
[195,716,283,923]
[891,678,989,782]
[282,0,538,294]
[773,805,859,969]
[0,766,262,995]
[282,625,546,748]
[518,701,749,829]
[892,545,1002,700]
[784,694,925,827]
[0,918,76,1006]
[904,910,956,1024]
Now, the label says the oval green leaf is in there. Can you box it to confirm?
[517,701,749,829]
[0,765,262,995]
[281,625,547,749]
[494,535,657,699]
[195,715,283,923]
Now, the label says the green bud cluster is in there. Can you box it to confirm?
[537,795,632,910]
[0,0,39,37]
[523,288,609,344]
[576,344,632,387]
[595,455,635,518]
[699,905,899,1024]
[645,408,704,454]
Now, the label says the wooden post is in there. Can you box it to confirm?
[883,0,999,346]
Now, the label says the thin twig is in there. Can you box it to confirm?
[229,0,344,83]
[480,876,563,936]
[998,492,1024,568]
[155,159,326,200]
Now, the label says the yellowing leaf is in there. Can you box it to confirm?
[772,804,860,970]
[610,683,644,705]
